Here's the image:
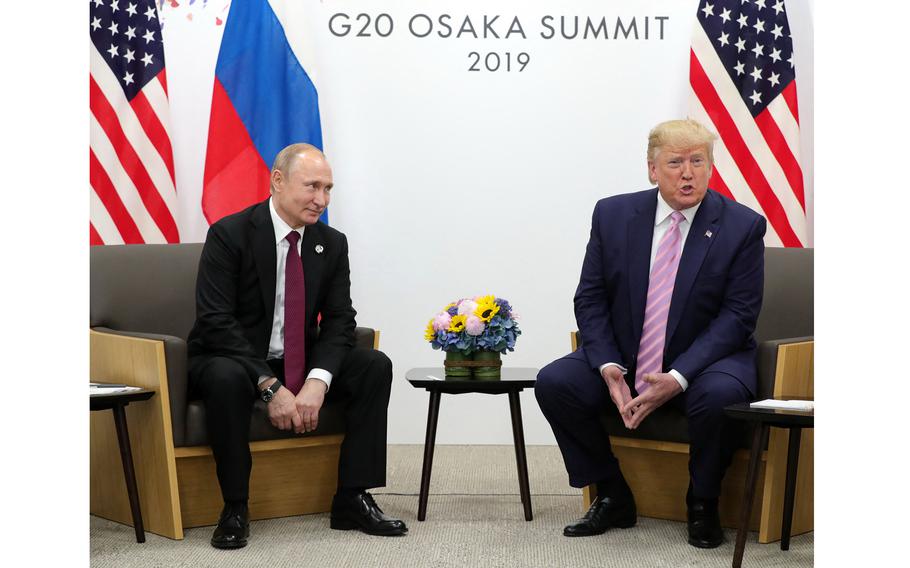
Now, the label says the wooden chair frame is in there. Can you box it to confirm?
[89,329,380,539]
[573,333,813,544]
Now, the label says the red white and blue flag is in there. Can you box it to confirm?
[202,0,326,225]
[89,0,179,245]
[688,0,808,247]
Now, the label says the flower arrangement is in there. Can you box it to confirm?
[424,295,521,355]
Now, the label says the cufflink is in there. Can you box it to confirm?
[315,244,324,254]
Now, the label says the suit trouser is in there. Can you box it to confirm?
[534,349,750,499]
[188,347,393,503]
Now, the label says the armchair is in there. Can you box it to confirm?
[575,247,813,544]
[89,243,378,539]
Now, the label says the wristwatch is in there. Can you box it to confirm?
[260,379,283,403]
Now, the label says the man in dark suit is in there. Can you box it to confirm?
[187,143,407,549]
[535,119,765,548]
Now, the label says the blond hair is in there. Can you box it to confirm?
[647,119,717,163]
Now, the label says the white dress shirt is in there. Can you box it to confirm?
[598,193,702,392]
[259,198,332,391]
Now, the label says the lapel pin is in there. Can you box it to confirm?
[705,230,713,238]
[315,244,324,254]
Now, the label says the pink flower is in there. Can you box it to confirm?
[457,299,477,315]
[465,315,485,336]
[432,312,452,331]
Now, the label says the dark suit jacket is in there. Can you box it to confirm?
[574,188,766,395]
[187,199,357,381]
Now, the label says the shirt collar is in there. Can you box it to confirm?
[269,197,304,245]
[654,192,702,227]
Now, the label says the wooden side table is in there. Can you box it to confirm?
[407,367,538,522]
[724,402,814,568]
[90,386,156,543]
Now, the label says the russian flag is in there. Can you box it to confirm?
[202,0,326,224]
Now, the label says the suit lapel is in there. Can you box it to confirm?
[628,190,659,344]
[666,190,721,342]
[300,222,325,322]
[251,201,278,324]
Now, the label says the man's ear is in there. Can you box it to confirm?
[270,169,283,192]
[647,160,657,184]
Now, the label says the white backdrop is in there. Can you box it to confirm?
[161,0,813,445]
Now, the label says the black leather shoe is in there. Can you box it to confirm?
[211,502,250,549]
[330,491,408,536]
[563,494,637,537]
[686,491,724,549]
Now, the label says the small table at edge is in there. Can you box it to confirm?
[724,402,814,568]
[407,367,538,522]
[90,387,156,543]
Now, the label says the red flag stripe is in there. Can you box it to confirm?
[708,168,735,200]
[89,223,104,246]
[690,50,802,247]
[130,84,176,186]
[90,149,146,244]
[158,68,169,95]
[781,81,800,124]
[754,109,806,210]
[89,76,179,242]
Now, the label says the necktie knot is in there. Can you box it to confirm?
[669,210,685,227]
[285,230,300,247]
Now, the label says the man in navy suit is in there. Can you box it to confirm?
[535,119,765,548]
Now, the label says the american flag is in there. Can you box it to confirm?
[89,0,179,245]
[689,0,807,247]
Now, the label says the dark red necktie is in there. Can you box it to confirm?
[283,231,306,394]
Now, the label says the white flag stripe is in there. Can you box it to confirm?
[766,95,802,168]
[90,45,178,209]
[142,76,173,143]
[691,25,807,240]
[687,92,785,247]
[89,187,125,245]
[90,113,167,243]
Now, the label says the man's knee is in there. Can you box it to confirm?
[194,356,256,402]
[686,372,750,420]
[535,355,601,411]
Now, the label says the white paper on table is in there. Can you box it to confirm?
[90,383,142,396]
[749,399,814,412]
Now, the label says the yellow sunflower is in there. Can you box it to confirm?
[424,319,436,341]
[474,296,500,322]
[449,314,467,332]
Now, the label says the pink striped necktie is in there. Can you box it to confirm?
[635,210,685,395]
[283,231,307,395]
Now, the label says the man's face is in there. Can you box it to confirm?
[648,145,711,211]
[271,152,333,228]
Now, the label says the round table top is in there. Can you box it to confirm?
[406,367,538,393]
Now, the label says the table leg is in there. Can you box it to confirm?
[508,391,533,521]
[417,390,442,521]
[733,423,767,568]
[781,427,803,551]
[112,404,145,543]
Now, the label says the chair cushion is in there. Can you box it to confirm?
[183,399,347,447]
[600,405,753,450]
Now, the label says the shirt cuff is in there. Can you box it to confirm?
[598,362,628,375]
[669,369,688,391]
[257,374,274,387]
[306,368,333,392]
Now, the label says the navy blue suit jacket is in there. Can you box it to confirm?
[574,188,766,395]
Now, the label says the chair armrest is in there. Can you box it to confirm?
[91,327,189,447]
[756,336,814,400]
[354,327,378,350]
